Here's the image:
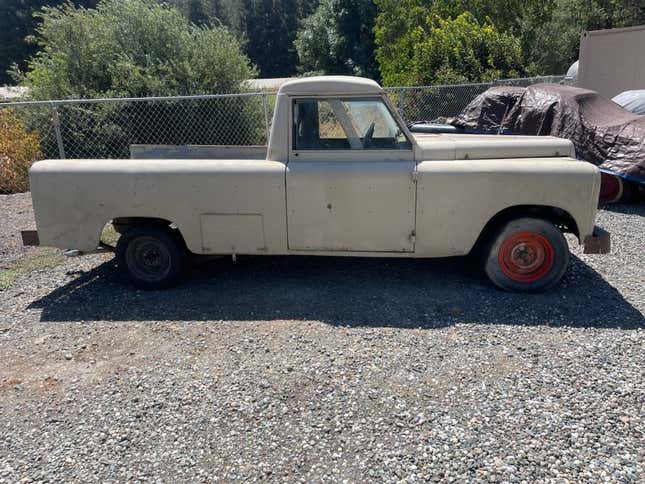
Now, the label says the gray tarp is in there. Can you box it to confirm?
[452,84,645,184]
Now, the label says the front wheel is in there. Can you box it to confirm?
[484,218,569,292]
[116,226,185,289]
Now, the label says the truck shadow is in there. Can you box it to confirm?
[29,254,644,329]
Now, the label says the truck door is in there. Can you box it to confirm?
[286,97,417,252]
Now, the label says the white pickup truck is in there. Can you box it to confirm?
[26,76,609,291]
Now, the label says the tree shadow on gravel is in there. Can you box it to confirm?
[29,254,644,329]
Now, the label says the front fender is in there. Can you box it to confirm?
[414,158,600,256]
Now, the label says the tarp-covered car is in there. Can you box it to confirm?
[613,90,645,115]
[445,84,645,202]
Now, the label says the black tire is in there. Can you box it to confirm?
[484,218,569,293]
[115,226,185,289]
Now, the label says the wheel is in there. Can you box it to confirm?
[484,218,569,292]
[115,226,185,289]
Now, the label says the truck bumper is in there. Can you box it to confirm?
[583,226,611,254]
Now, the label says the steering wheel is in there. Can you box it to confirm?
[363,122,375,148]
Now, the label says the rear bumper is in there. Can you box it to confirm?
[583,226,611,254]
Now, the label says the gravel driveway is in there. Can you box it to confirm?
[0,193,643,482]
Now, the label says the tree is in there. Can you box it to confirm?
[375,8,526,86]
[16,0,262,158]
[0,0,98,85]
[295,0,379,79]
[165,0,239,28]
[20,0,255,99]
[237,0,319,78]
[527,0,645,75]
[374,0,645,79]
[187,0,211,26]
[239,0,298,77]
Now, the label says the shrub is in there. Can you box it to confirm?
[17,0,261,158]
[0,109,41,194]
[375,5,527,86]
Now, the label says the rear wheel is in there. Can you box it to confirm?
[484,218,569,292]
[116,226,185,289]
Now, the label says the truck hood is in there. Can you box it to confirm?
[413,133,575,161]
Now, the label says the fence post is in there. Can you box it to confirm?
[50,102,66,159]
[262,94,270,144]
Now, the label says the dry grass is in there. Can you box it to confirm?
[0,249,63,291]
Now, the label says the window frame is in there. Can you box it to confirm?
[289,95,414,162]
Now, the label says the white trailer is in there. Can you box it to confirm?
[578,25,645,98]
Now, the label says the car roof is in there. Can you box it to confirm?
[277,76,383,96]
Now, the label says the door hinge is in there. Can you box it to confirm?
[409,230,416,244]
[410,170,418,182]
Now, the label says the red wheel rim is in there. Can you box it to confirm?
[498,232,555,283]
[599,173,622,204]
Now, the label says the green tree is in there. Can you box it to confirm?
[237,0,319,77]
[20,0,255,99]
[528,0,645,74]
[187,0,211,26]
[240,0,298,77]
[295,0,379,79]
[165,0,239,28]
[0,0,98,85]
[17,0,262,158]
[375,8,526,86]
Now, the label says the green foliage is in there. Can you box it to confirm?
[375,7,526,86]
[168,0,318,77]
[5,0,645,95]
[295,0,379,79]
[527,0,645,75]
[21,0,255,99]
[240,0,299,78]
[165,0,242,28]
[17,0,262,158]
[375,0,645,82]
[0,1,98,85]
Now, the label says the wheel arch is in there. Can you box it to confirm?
[110,216,188,249]
[471,205,579,256]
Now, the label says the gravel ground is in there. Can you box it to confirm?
[0,193,643,482]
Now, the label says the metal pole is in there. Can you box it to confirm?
[262,94,270,144]
[50,102,66,159]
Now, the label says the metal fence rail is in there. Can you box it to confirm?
[0,75,567,194]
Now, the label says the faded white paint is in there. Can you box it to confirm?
[578,25,645,98]
[29,76,601,259]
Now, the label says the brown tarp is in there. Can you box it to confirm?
[452,84,645,184]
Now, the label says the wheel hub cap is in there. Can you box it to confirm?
[499,232,555,283]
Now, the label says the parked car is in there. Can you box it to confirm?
[25,76,609,292]
[411,84,645,204]
[613,90,645,115]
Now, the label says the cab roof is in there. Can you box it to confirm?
[277,76,383,96]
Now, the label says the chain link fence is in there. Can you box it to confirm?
[1,75,567,194]
[385,75,568,123]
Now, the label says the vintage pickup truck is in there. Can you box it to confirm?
[26,76,610,291]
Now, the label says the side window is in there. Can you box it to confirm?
[293,98,412,151]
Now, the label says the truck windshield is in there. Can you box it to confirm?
[293,98,412,151]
